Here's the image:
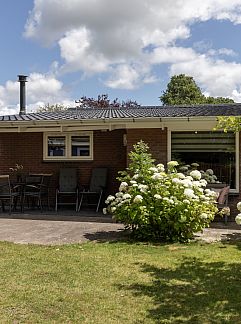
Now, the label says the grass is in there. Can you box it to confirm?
[0,240,241,323]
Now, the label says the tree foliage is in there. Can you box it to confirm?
[37,103,68,113]
[160,74,234,106]
[75,94,140,109]
[215,116,241,133]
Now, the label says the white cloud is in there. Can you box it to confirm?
[22,0,241,96]
[150,47,196,64]
[170,54,241,99]
[59,28,110,74]
[105,64,141,89]
[207,48,237,57]
[0,73,73,115]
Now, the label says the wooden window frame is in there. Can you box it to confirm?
[43,132,93,161]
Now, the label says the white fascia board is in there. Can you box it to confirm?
[0,116,220,132]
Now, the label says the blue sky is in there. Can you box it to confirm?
[1,0,241,115]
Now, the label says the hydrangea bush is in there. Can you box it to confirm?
[104,141,218,242]
[178,163,220,184]
[235,202,241,225]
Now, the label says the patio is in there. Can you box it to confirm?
[0,208,241,245]
[0,209,126,245]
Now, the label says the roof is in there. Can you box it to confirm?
[1,103,241,122]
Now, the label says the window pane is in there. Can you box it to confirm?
[171,131,236,189]
[71,136,90,156]
[48,136,65,156]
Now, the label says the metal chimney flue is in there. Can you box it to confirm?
[18,75,28,115]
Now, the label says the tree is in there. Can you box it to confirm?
[37,103,68,113]
[204,96,235,104]
[160,74,234,106]
[75,94,140,109]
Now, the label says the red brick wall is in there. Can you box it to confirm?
[0,130,127,204]
[126,128,168,165]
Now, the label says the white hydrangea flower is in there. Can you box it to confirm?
[169,199,174,204]
[154,194,162,199]
[176,173,185,179]
[237,202,241,212]
[220,207,230,216]
[167,161,179,168]
[138,184,148,192]
[183,199,190,204]
[186,176,193,181]
[200,213,208,219]
[208,190,218,198]
[123,193,131,200]
[119,182,128,191]
[206,169,214,175]
[132,183,138,187]
[235,213,241,225]
[103,208,107,215]
[181,179,193,188]
[105,195,115,204]
[130,180,137,184]
[133,174,139,179]
[184,188,195,199]
[111,207,116,212]
[204,189,212,195]
[133,195,143,203]
[179,166,189,172]
[191,163,200,168]
[115,192,123,198]
[156,163,165,172]
[149,167,158,173]
[190,170,201,180]
[152,173,162,180]
[200,179,207,187]
[192,181,202,188]
[172,178,181,184]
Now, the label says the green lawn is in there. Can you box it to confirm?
[0,240,241,323]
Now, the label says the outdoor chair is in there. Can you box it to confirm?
[22,173,53,212]
[22,174,45,212]
[0,175,21,214]
[78,167,108,212]
[55,168,79,211]
[210,185,230,224]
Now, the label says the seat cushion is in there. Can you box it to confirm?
[217,186,230,205]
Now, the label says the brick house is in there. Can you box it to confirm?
[0,103,241,211]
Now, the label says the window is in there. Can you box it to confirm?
[48,136,65,156]
[44,132,93,161]
[171,131,237,190]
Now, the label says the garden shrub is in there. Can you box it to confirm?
[104,141,218,242]
[178,163,220,184]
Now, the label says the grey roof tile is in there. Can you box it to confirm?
[1,104,241,122]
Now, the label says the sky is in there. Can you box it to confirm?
[2,0,241,115]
